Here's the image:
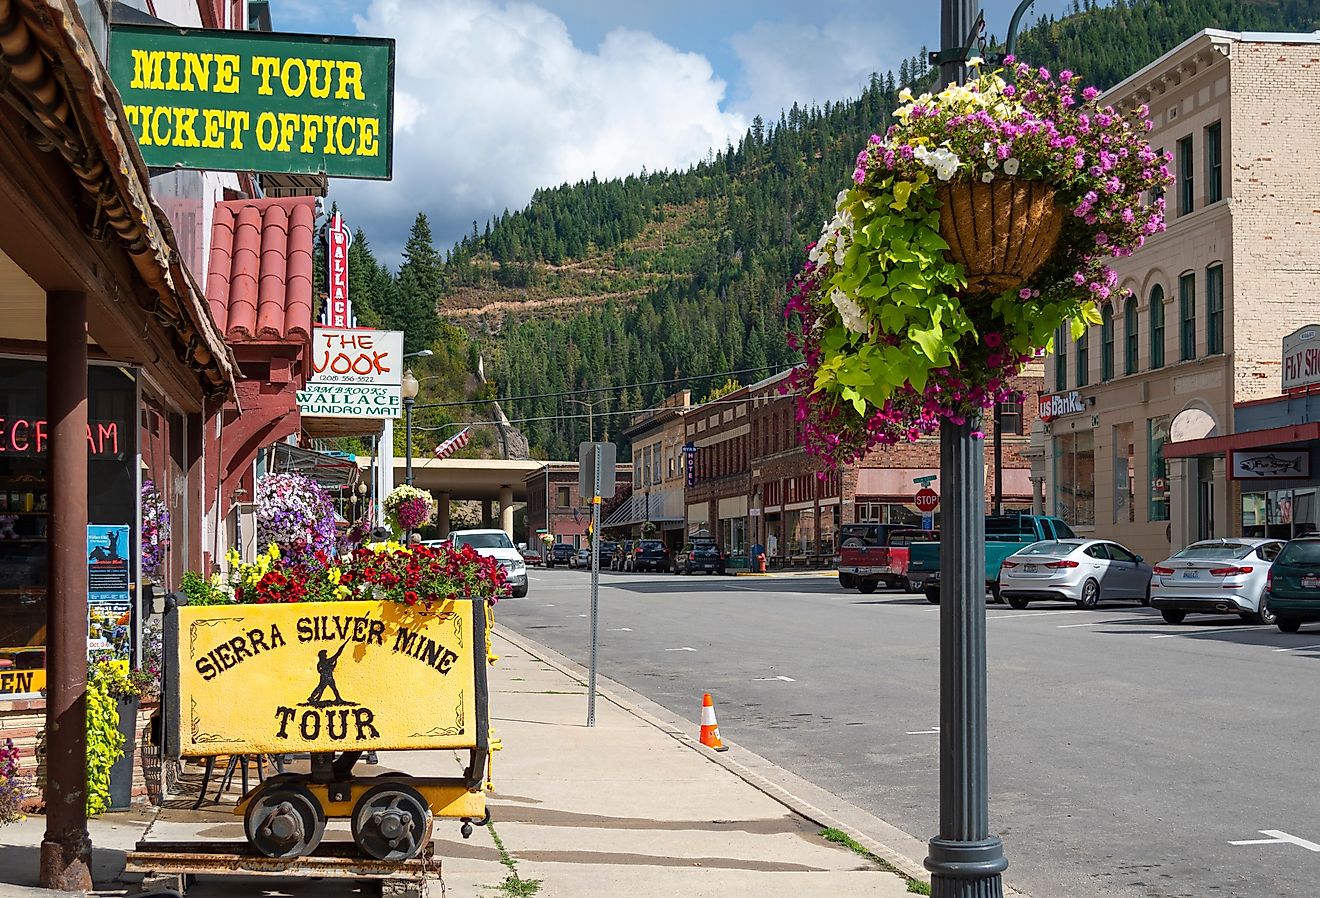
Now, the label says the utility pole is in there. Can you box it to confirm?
[924,1,1008,896]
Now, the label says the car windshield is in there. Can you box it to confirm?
[600,543,616,552]
[1018,541,1078,556]
[1278,540,1320,565]
[453,532,515,550]
[639,540,666,550]
[1174,543,1255,559]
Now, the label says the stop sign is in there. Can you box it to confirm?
[914,488,940,513]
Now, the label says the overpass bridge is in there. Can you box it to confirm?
[359,456,545,538]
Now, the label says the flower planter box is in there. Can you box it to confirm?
[164,598,489,758]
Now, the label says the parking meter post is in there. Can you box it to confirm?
[587,443,602,728]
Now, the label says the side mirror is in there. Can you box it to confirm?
[1135,555,1144,563]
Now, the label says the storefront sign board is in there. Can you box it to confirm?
[324,211,353,327]
[108,25,394,179]
[170,599,487,756]
[1282,324,1320,392]
[309,328,403,386]
[1038,390,1090,422]
[1230,449,1311,480]
[296,382,401,418]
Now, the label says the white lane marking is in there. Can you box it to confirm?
[542,604,555,607]
[1057,618,1149,628]
[1273,643,1320,652]
[608,627,633,632]
[664,646,697,652]
[1229,830,1320,851]
[1151,623,1240,639]
[577,613,587,617]
[752,676,796,682]
[728,585,760,591]
[906,725,940,735]
[987,610,1086,620]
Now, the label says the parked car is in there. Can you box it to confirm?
[520,548,543,566]
[629,539,672,572]
[916,515,1076,604]
[610,541,635,571]
[447,528,528,598]
[546,542,575,568]
[1265,534,1320,632]
[837,528,935,593]
[1150,538,1285,624]
[675,538,726,575]
[997,539,1152,609]
[571,547,591,569]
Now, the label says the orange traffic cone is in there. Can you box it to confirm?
[699,693,728,751]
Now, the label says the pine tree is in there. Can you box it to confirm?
[395,213,442,354]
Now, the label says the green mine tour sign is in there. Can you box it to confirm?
[109,25,394,179]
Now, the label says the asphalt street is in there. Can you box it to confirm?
[494,565,1320,898]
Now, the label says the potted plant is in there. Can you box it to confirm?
[786,59,1171,465]
[383,484,435,533]
[140,480,170,583]
[255,472,338,559]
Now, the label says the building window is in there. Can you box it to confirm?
[1054,430,1095,526]
[1206,263,1224,355]
[556,486,571,507]
[1153,147,1166,208]
[1054,326,1067,392]
[1177,135,1194,216]
[997,396,1023,436]
[1205,121,1223,204]
[1150,285,1165,369]
[1124,297,1139,375]
[1179,272,1196,361]
[1076,329,1089,388]
[1100,305,1115,381]
[1148,416,1170,522]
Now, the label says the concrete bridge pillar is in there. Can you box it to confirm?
[499,486,514,538]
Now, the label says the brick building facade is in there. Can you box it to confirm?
[524,461,633,551]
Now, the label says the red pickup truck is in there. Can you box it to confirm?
[837,527,937,593]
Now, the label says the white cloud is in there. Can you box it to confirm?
[728,16,913,121]
[330,0,747,266]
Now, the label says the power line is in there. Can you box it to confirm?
[409,363,790,411]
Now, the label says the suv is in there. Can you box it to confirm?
[1266,535,1320,632]
[447,529,528,597]
[546,542,575,568]
[630,539,671,573]
[676,538,726,575]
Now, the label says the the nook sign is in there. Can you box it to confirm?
[174,600,482,756]
[109,25,394,179]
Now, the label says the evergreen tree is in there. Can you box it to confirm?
[395,213,443,354]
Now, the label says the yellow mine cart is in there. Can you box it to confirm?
[165,597,491,861]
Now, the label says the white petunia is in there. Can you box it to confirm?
[981,171,994,183]
[1002,157,1021,176]
[967,56,984,68]
[830,289,869,335]
[898,87,914,102]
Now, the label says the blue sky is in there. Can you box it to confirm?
[287,0,1078,264]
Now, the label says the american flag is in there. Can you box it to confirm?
[433,427,471,459]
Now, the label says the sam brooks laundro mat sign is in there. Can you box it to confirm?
[170,600,487,755]
[108,25,394,179]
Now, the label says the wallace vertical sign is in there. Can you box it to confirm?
[108,25,394,179]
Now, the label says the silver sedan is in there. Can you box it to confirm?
[998,539,1153,610]
[1150,538,1286,625]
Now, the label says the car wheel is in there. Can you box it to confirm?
[905,579,922,594]
[858,580,878,595]
[1277,617,1302,634]
[1078,579,1100,610]
[512,584,528,598]
[1247,589,1276,626]
[1007,595,1030,610]
[839,573,858,589]
[1141,584,1152,607]
[989,583,1003,604]
[925,588,940,605]
[1160,609,1186,624]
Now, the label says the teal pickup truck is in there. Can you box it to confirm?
[908,515,1078,604]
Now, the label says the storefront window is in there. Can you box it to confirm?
[723,517,747,556]
[0,359,138,692]
[819,505,840,555]
[1054,430,1095,526]
[1148,416,1170,522]
[1241,489,1317,539]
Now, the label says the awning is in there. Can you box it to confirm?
[1164,422,1320,459]
[270,443,361,492]
[602,493,684,528]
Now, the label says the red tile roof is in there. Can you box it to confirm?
[206,196,316,343]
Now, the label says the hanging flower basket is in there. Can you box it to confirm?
[936,179,1063,294]
[786,58,1172,466]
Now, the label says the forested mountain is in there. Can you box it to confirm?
[337,0,1320,462]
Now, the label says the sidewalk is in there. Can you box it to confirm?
[0,628,923,897]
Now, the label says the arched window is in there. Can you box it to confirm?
[1149,285,1165,369]
[1101,305,1115,381]
[1124,297,1139,375]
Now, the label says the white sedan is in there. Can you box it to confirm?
[1150,538,1285,625]
[998,539,1153,610]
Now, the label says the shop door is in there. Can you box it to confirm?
[1197,457,1216,541]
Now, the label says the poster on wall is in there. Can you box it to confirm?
[87,524,133,660]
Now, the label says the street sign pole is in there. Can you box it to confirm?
[587,443,601,728]
[924,1,1008,896]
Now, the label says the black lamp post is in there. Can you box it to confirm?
[402,368,419,487]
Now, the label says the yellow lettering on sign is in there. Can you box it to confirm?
[281,57,308,97]
[299,113,325,153]
[164,51,182,90]
[130,49,165,89]
[202,108,226,148]
[251,55,280,96]
[307,59,334,99]
[213,54,241,94]
[334,60,365,100]
[149,106,171,146]
[255,111,278,151]
[226,110,250,149]
[359,118,379,157]
[336,116,355,154]
[173,106,201,147]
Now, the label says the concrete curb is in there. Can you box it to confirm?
[492,625,949,890]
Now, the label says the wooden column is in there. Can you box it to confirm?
[40,291,92,891]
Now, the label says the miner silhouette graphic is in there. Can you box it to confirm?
[306,640,349,705]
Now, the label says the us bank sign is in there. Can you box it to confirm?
[1038,390,1091,423]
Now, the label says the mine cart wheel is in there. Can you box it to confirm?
[243,783,327,859]
[351,782,434,861]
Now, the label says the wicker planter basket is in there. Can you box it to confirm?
[936,179,1063,295]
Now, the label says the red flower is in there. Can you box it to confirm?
[404,590,419,605]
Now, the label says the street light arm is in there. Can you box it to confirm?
[1004,0,1037,59]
